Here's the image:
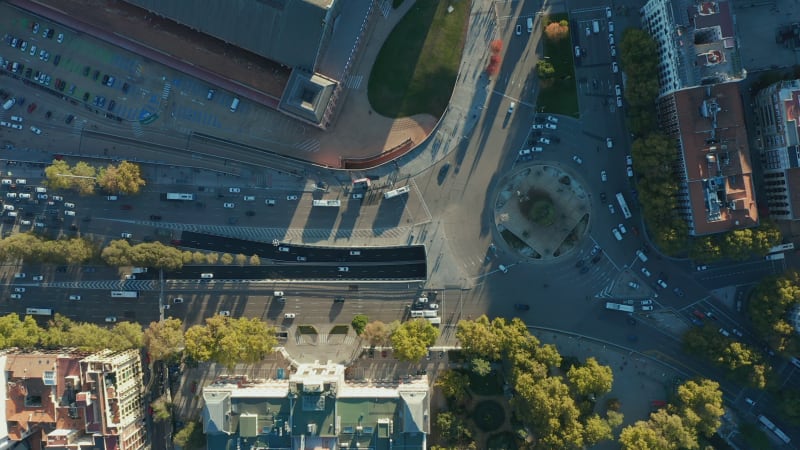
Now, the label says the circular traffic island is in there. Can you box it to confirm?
[495,165,590,260]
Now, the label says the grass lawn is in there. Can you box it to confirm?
[537,14,579,117]
[368,0,469,118]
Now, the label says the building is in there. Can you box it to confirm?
[0,349,147,450]
[656,82,758,235]
[122,0,374,128]
[753,79,800,220]
[640,0,745,97]
[202,362,429,450]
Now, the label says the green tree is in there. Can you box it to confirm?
[435,370,470,403]
[249,254,261,266]
[676,378,725,437]
[435,411,474,446]
[173,420,205,448]
[536,60,556,79]
[455,315,503,361]
[351,314,368,335]
[206,252,219,264]
[649,409,698,449]
[748,272,800,352]
[101,239,134,267]
[471,358,492,376]
[235,253,248,266]
[220,253,234,265]
[583,414,613,446]
[97,161,146,195]
[777,389,800,423]
[44,159,76,191]
[184,316,277,369]
[144,318,185,362]
[513,374,584,449]
[109,321,144,350]
[619,420,669,450]
[151,395,173,422]
[390,318,439,362]
[71,161,98,195]
[567,357,613,397]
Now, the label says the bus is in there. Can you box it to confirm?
[162,193,195,201]
[312,199,341,207]
[384,185,411,199]
[758,415,791,444]
[616,193,632,219]
[768,243,794,254]
[26,307,53,316]
[111,291,139,298]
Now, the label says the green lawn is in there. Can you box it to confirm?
[368,0,469,118]
[537,14,579,117]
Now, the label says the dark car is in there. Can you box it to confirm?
[579,265,590,274]
[45,111,52,119]
[102,74,109,85]
[673,287,685,298]
[92,70,100,80]
[82,92,90,102]
[600,192,607,203]
[83,66,90,76]
[27,103,37,113]
[24,67,32,78]
[149,215,162,220]
[120,204,132,210]
[53,54,61,66]
[122,82,129,94]
[107,100,115,112]
[65,114,74,124]
[514,303,530,311]
[245,210,255,217]
[333,296,345,303]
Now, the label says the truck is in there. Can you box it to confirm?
[765,253,785,261]
[606,302,634,313]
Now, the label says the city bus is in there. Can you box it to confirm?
[162,193,195,201]
[312,199,341,207]
[616,192,632,219]
[26,307,53,316]
[767,243,795,254]
[111,291,139,298]
[384,185,411,199]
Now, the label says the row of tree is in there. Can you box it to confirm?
[619,28,783,257]
[747,271,800,354]
[0,233,94,265]
[358,317,440,362]
[44,160,146,195]
[0,313,142,351]
[683,325,769,389]
[101,239,263,270]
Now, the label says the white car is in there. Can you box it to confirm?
[615,85,622,96]
[627,166,634,178]
[32,275,43,281]
[10,116,23,122]
[609,21,615,32]
[243,195,255,201]
[641,300,653,305]
[515,24,522,36]
[696,265,708,271]
[732,329,743,338]
[507,102,515,114]
[1,179,11,185]
[228,187,241,193]
[20,219,31,226]
[6,193,16,199]
[223,202,235,208]
[352,193,363,199]
[19,193,31,199]
[284,313,296,319]
[125,275,135,280]
[532,124,544,130]
[616,96,623,107]
[10,294,22,299]
[14,273,26,279]
[68,295,81,301]
[10,124,22,130]
[219,311,231,317]
[286,195,298,201]
[121,232,132,239]
[618,223,627,234]
[64,202,75,208]
[57,33,64,43]
[572,155,582,165]
[606,6,612,18]
[545,123,557,130]
[606,137,613,148]
[52,195,63,201]
[105,316,117,323]
[539,137,550,145]
[14,287,25,293]
[642,305,654,311]
[338,266,349,272]
[612,61,619,73]
[601,171,607,182]
[546,115,559,123]
[608,203,615,214]
[627,281,639,289]
[612,228,623,241]
[657,279,668,289]
[626,155,633,165]
[64,210,75,216]
[608,33,615,45]
[641,267,652,277]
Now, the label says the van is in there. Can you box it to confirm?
[423,310,438,318]
[230,97,240,112]
[526,17,533,33]
[200,273,214,279]
[592,20,600,34]
[410,310,425,318]
[635,250,648,262]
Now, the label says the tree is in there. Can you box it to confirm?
[486,54,501,77]
[351,314,368,335]
[109,322,144,351]
[44,159,76,190]
[151,395,173,422]
[567,357,613,397]
[249,254,261,266]
[101,239,134,267]
[675,379,724,437]
[184,316,277,369]
[220,253,234,265]
[513,375,585,449]
[97,161,146,195]
[436,411,474,446]
[456,315,503,361]
[361,320,391,346]
[71,161,98,195]
[619,420,669,450]
[435,370,470,403]
[544,20,569,41]
[144,318,185,362]
[235,254,248,266]
[471,358,492,376]
[777,389,800,422]
[583,414,613,446]
[390,319,439,362]
[650,409,699,450]
[748,272,800,351]
[536,60,556,79]
[173,420,205,448]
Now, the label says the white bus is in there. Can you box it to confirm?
[163,193,195,201]
[384,185,411,199]
[26,307,53,316]
[768,243,795,254]
[312,199,341,207]
[111,291,139,298]
[616,192,632,219]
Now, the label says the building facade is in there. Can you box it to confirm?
[753,79,800,220]
[202,362,429,450]
[0,349,147,450]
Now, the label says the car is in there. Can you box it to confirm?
[32,22,40,33]
[64,210,75,216]
[657,279,668,289]
[265,199,276,206]
[545,123,557,130]
[20,40,27,52]
[618,223,627,234]
[219,311,231,317]
[32,275,43,281]
[125,274,136,280]
[601,171,607,182]
[514,303,530,311]
[227,187,241,193]
[122,82,130,94]
[639,300,653,306]
[615,84,622,96]
[572,155,582,165]
[612,61,619,73]
[585,26,591,36]
[606,6,612,18]
[606,138,614,149]
[27,103,38,113]
[616,96,623,107]
[508,102,515,114]
[10,294,22,299]
[628,281,639,289]
[121,232,132,239]
[351,193,363,200]
[608,203,615,214]
[641,305,654,311]
[14,273,26,279]
[286,195,298,201]
[574,45,581,57]
[599,192,608,203]
[106,76,115,87]
[30,126,42,135]
[57,33,64,43]
[120,204,133,210]
[296,256,307,261]
[626,166,634,177]
[10,123,22,130]
[718,328,730,337]
[105,316,117,323]
[532,124,544,130]
[515,24,522,35]
[14,287,26,293]
[538,137,550,145]
[744,397,756,406]
[69,295,81,300]
[612,228,623,241]
[284,313,296,319]
[173,297,184,304]
[107,100,115,111]
[338,266,349,272]
[696,265,708,271]
[673,287,685,297]
[223,202,235,208]
[150,215,162,220]
[732,329,743,338]
[608,33,615,45]
[641,267,652,277]
[53,54,61,66]
[65,114,74,124]
[29,45,37,56]
[625,155,633,165]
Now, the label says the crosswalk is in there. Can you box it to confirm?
[130,120,143,137]
[43,280,156,290]
[162,82,171,100]
[380,0,391,17]
[294,138,320,153]
[344,74,363,90]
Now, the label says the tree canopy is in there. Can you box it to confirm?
[144,318,186,362]
[44,159,145,195]
[185,316,277,369]
[390,318,439,362]
[0,313,143,352]
[97,160,146,195]
[747,271,800,353]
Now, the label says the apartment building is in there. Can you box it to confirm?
[0,349,147,450]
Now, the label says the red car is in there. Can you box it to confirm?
[120,204,133,210]
[692,310,706,320]
[190,381,197,393]
[27,103,37,113]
